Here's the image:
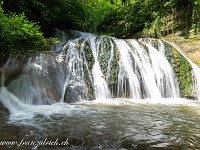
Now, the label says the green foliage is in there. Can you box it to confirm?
[82,0,182,38]
[2,0,200,38]
[0,5,56,57]
[97,1,149,37]
[143,0,177,38]
[2,0,85,36]
[81,0,119,34]
[192,0,200,33]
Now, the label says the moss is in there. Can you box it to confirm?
[83,40,95,71]
[98,36,120,96]
[164,42,195,98]
[108,44,120,96]
[82,40,95,100]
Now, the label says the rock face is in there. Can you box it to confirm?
[64,80,90,103]
[1,52,71,105]
[0,50,95,106]
[1,56,24,87]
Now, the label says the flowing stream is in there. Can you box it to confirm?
[3,98,200,149]
[0,32,200,149]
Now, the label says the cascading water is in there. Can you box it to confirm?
[90,37,111,99]
[0,71,27,114]
[139,39,180,98]
[114,39,141,98]
[0,30,200,114]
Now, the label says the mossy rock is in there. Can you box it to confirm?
[163,42,195,98]
[97,36,120,97]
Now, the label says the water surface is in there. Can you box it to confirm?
[1,98,199,149]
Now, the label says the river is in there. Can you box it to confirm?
[1,98,199,149]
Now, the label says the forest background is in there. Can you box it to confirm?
[0,0,200,64]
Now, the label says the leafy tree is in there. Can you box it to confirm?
[81,0,118,34]
[2,0,200,38]
[192,0,200,33]
[97,2,148,37]
[2,0,85,37]
[0,5,56,57]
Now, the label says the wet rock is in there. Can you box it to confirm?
[0,52,71,105]
[1,56,24,87]
[1,51,95,105]
[64,79,91,103]
[11,53,70,104]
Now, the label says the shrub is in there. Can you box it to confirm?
[0,5,56,57]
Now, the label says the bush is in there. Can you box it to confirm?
[0,5,56,57]
[2,0,85,37]
[97,2,149,37]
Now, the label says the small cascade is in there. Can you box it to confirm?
[90,37,111,99]
[60,76,70,103]
[139,39,179,98]
[0,70,26,113]
[114,39,141,98]
[61,37,94,101]
[113,38,179,98]
[92,61,111,99]
[190,64,200,99]
[0,87,26,114]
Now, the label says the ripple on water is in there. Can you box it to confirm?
[1,98,200,149]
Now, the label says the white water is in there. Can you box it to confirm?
[67,39,86,78]
[0,87,27,114]
[128,40,162,98]
[0,73,27,114]
[90,37,111,99]
[5,97,200,125]
[2,97,200,150]
[114,39,141,98]
[60,75,71,103]
[114,39,179,98]
[142,40,179,97]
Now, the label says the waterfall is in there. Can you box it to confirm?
[0,70,27,113]
[114,39,179,98]
[0,87,26,114]
[1,30,200,115]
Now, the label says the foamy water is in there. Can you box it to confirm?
[8,98,200,124]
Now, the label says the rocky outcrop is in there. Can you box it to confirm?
[0,50,95,106]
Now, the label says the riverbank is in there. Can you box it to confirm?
[165,33,200,66]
